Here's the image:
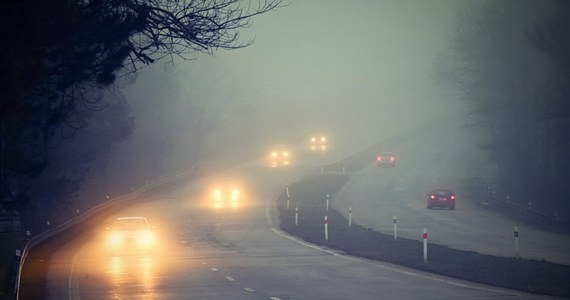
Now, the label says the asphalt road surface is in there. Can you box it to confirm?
[39,119,561,299]
[334,120,570,265]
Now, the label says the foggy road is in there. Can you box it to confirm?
[42,135,557,299]
[334,119,570,265]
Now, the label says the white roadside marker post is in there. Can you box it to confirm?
[423,228,428,262]
[348,207,352,227]
[324,216,329,241]
[514,226,519,258]
[295,207,299,226]
[393,216,398,240]
[326,194,330,211]
[286,197,290,210]
[286,185,290,198]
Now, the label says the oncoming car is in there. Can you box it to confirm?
[427,189,456,210]
[377,152,396,167]
[269,145,291,167]
[106,216,155,255]
[310,135,327,151]
[212,186,240,208]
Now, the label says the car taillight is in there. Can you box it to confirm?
[390,156,395,161]
[451,195,455,200]
[377,156,382,161]
[430,195,435,199]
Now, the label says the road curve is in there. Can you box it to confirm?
[36,117,560,299]
[334,120,570,265]
[42,169,556,298]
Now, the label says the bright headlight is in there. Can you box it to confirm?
[108,232,121,247]
[139,231,154,247]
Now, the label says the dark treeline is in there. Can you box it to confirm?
[436,0,570,217]
[0,0,282,218]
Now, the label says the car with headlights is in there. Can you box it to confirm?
[269,145,291,167]
[310,135,327,151]
[212,186,241,208]
[427,189,456,210]
[376,152,396,167]
[106,216,155,255]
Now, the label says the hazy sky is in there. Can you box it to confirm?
[122,0,465,160]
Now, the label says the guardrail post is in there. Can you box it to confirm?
[324,215,329,241]
[423,228,428,262]
[25,230,30,240]
[393,216,398,240]
[326,194,329,211]
[348,207,352,227]
[286,197,290,210]
[295,207,299,226]
[514,226,519,258]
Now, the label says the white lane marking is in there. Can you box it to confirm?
[68,243,87,300]
[270,297,283,300]
[269,227,340,256]
[201,262,208,265]
[243,287,255,292]
[225,276,235,281]
[211,268,218,272]
[266,194,522,298]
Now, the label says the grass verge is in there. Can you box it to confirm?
[278,174,570,298]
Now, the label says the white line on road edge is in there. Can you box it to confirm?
[225,276,235,281]
[265,189,524,298]
[243,287,255,292]
[68,243,87,300]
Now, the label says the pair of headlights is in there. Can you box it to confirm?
[108,231,154,247]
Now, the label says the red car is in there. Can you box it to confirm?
[427,189,455,210]
[376,152,396,167]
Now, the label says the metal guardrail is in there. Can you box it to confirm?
[479,175,569,225]
[13,170,193,299]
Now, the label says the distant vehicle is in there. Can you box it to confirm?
[212,186,240,208]
[269,145,291,167]
[377,152,396,167]
[427,189,456,210]
[106,216,155,255]
[310,135,327,152]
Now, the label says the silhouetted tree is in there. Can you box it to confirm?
[435,0,570,216]
[0,0,282,209]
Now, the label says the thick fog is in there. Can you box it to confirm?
[111,0,463,176]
